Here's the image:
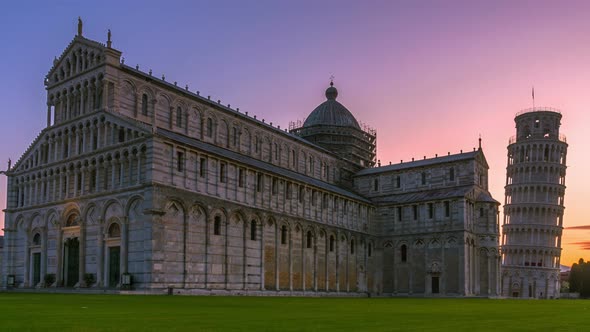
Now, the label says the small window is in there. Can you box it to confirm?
[299,186,305,203]
[214,216,221,235]
[397,206,402,221]
[118,128,125,143]
[480,207,485,217]
[311,191,316,206]
[219,163,226,183]
[206,118,213,137]
[272,178,278,195]
[199,158,206,177]
[32,233,41,246]
[257,173,263,192]
[421,172,426,185]
[255,137,260,153]
[77,173,82,191]
[176,107,183,127]
[281,225,287,245]
[90,169,97,191]
[238,169,244,188]
[329,235,335,252]
[250,220,257,241]
[449,168,455,181]
[350,239,355,254]
[368,243,372,257]
[286,182,292,199]
[395,175,401,188]
[177,151,184,172]
[401,244,407,262]
[373,178,379,191]
[534,119,540,128]
[306,231,313,248]
[108,223,121,238]
[444,201,450,217]
[141,94,148,115]
[428,203,434,219]
[413,205,418,220]
[232,127,238,146]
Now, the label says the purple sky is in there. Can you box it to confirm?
[1,0,589,265]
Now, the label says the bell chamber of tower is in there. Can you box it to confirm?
[501,107,568,299]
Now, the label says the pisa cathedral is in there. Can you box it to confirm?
[1,24,502,296]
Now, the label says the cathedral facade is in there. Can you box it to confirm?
[1,26,501,296]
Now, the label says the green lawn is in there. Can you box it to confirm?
[0,293,587,331]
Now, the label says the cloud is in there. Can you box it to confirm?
[566,225,590,230]
[569,241,590,250]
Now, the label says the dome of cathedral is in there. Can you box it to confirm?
[302,83,361,130]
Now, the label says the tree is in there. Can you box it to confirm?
[569,258,590,298]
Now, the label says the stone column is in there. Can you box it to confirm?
[95,165,100,192]
[260,219,265,291]
[275,224,279,291]
[80,166,86,196]
[47,103,52,127]
[96,219,104,287]
[121,217,129,275]
[24,232,30,287]
[78,221,86,287]
[56,229,63,287]
[40,227,47,286]
[288,228,293,292]
[101,79,108,110]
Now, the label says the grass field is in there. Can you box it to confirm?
[0,293,588,331]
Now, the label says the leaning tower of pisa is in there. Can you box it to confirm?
[501,107,568,298]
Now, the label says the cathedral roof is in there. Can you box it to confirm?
[302,82,361,130]
[355,150,482,176]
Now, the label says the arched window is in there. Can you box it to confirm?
[401,244,407,262]
[281,225,287,245]
[108,223,121,238]
[306,231,313,249]
[65,214,80,227]
[329,235,335,252]
[32,233,41,246]
[250,220,257,241]
[213,216,222,235]
[176,107,183,127]
[141,94,148,115]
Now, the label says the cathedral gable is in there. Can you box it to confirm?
[46,36,107,86]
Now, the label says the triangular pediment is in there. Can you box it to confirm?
[11,110,152,173]
[46,35,108,83]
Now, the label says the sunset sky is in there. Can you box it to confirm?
[0,0,588,266]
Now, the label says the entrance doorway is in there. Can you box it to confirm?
[108,246,121,287]
[32,253,41,286]
[64,238,80,287]
[432,276,440,294]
